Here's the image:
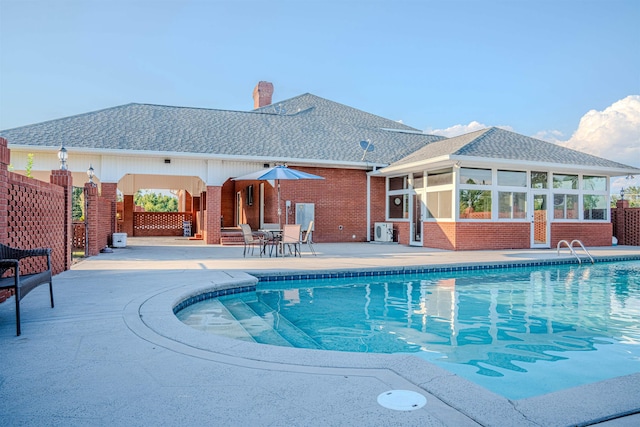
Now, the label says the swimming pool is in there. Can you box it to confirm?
[176,261,640,399]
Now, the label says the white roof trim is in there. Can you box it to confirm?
[379,154,640,177]
[8,144,389,170]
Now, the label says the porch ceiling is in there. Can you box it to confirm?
[118,174,205,195]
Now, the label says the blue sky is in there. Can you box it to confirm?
[1,0,638,188]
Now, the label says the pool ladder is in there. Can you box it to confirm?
[557,239,594,264]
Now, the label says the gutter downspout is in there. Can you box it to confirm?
[366,167,378,242]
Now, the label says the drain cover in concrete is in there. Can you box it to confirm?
[377,390,427,411]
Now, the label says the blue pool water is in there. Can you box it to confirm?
[177,261,640,399]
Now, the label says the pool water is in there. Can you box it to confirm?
[177,261,640,399]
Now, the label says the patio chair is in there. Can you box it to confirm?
[239,224,266,257]
[0,243,54,336]
[301,221,316,256]
[279,224,301,257]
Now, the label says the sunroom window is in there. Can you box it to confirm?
[459,168,492,185]
[553,194,579,219]
[531,171,548,189]
[498,192,527,219]
[426,191,452,219]
[388,194,408,219]
[459,190,491,219]
[583,195,607,220]
[388,175,409,219]
[583,176,607,191]
[553,174,578,190]
[388,176,408,191]
[497,170,526,187]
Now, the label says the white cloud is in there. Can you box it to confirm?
[559,95,640,168]
[541,96,640,193]
[425,121,513,138]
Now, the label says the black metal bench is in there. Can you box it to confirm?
[0,243,54,336]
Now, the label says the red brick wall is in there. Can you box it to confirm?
[612,202,640,246]
[622,209,640,246]
[98,197,112,246]
[392,222,410,245]
[455,222,530,250]
[7,172,66,274]
[73,222,85,249]
[205,186,221,244]
[1,137,73,304]
[232,167,373,242]
[422,222,529,250]
[133,212,194,237]
[551,222,612,247]
[424,222,456,250]
[220,179,235,228]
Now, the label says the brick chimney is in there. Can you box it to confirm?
[253,81,274,109]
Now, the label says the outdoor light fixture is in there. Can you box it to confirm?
[58,145,68,170]
[87,164,95,184]
[620,187,625,200]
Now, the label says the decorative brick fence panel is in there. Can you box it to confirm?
[72,222,86,249]
[624,208,640,246]
[133,212,193,237]
[612,204,640,246]
[6,171,66,275]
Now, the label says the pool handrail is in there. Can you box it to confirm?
[556,239,594,264]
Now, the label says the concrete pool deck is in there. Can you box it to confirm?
[0,237,638,426]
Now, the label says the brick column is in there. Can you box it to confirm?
[85,183,100,256]
[185,191,193,213]
[100,183,118,245]
[0,138,9,302]
[122,194,134,237]
[192,196,200,234]
[615,199,629,245]
[205,185,221,244]
[50,169,73,271]
[0,137,10,246]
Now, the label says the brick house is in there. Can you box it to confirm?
[2,82,638,250]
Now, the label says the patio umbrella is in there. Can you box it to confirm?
[233,165,324,228]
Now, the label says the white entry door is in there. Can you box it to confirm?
[410,194,423,246]
[531,194,550,248]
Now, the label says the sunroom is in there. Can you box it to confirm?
[375,127,638,250]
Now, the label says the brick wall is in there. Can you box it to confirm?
[205,186,221,244]
[612,201,640,246]
[73,222,85,249]
[623,209,640,246]
[220,179,235,228]
[551,222,612,247]
[423,222,456,250]
[422,220,611,250]
[6,172,67,274]
[233,167,375,242]
[98,197,112,246]
[454,222,530,250]
[133,212,194,236]
[1,137,74,303]
[392,222,410,245]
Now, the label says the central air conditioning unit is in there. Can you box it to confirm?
[374,222,393,242]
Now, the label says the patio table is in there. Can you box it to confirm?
[259,229,282,257]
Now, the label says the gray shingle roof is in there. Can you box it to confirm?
[389,127,637,170]
[0,94,444,165]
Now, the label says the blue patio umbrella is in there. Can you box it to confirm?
[233,165,324,228]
